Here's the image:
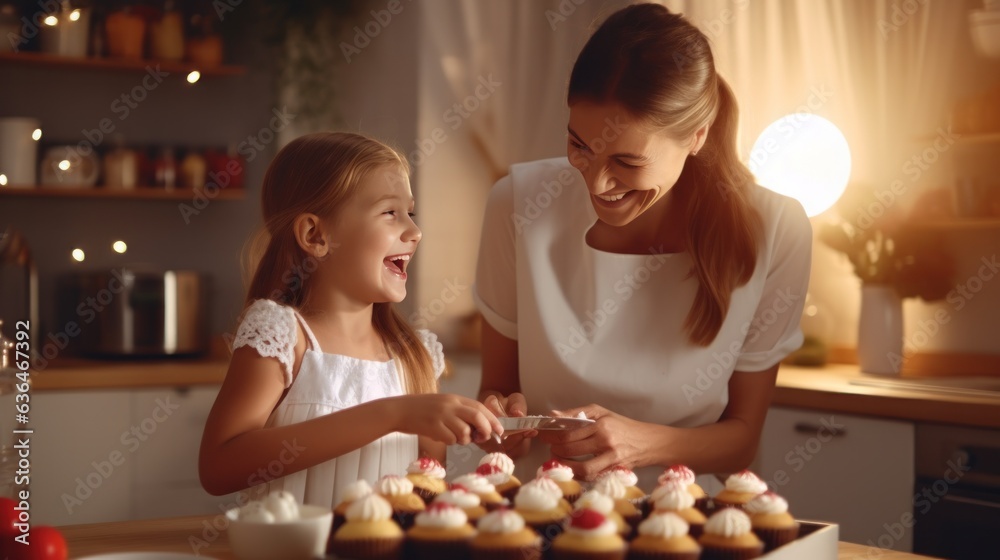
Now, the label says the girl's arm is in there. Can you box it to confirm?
[200,347,501,496]
[418,437,446,463]
[543,365,779,480]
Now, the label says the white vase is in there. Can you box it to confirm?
[857,284,904,375]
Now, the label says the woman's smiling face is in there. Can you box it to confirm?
[567,101,695,227]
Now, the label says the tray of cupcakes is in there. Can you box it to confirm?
[241,455,838,559]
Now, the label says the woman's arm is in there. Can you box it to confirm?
[478,322,536,457]
[545,365,778,480]
[199,348,500,495]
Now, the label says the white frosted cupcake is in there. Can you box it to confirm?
[745,491,799,551]
[434,486,487,525]
[406,502,475,559]
[452,473,506,510]
[406,457,447,502]
[537,460,583,503]
[551,508,626,560]
[657,465,708,512]
[628,512,701,560]
[513,480,570,547]
[477,453,522,499]
[575,491,630,538]
[471,508,542,560]
[330,493,404,560]
[592,473,642,531]
[375,474,425,529]
[649,480,706,537]
[600,466,646,502]
[531,476,574,513]
[698,508,764,560]
[332,479,374,536]
[712,470,767,510]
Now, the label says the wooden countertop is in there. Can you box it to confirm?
[31,357,228,392]
[57,514,936,559]
[774,364,1000,429]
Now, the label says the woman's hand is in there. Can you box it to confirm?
[393,394,503,446]
[479,392,537,459]
[538,404,656,481]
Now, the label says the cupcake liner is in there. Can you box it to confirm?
[329,514,346,547]
[552,549,627,560]
[627,550,700,560]
[687,522,704,539]
[413,487,441,504]
[528,520,565,554]
[329,536,403,560]
[698,543,765,560]
[753,524,799,552]
[471,544,543,560]
[694,497,711,515]
[499,485,521,502]
[392,510,418,530]
[406,536,473,560]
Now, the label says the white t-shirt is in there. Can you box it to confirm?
[473,157,811,486]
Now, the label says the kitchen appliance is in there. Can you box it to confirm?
[0,118,41,187]
[913,423,1000,559]
[58,269,209,357]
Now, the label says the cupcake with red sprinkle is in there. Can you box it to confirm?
[551,508,627,560]
[537,459,583,503]
[434,485,488,526]
[452,473,506,510]
[657,466,707,512]
[712,470,767,510]
[745,491,799,552]
[406,457,448,503]
[476,463,521,501]
[649,480,706,537]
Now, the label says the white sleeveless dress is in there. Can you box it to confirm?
[231,299,446,508]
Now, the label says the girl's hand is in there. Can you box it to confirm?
[538,404,652,481]
[395,394,503,446]
[479,392,536,459]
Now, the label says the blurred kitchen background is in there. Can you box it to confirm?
[0,0,999,556]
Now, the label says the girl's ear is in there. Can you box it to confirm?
[293,213,335,258]
[690,122,710,156]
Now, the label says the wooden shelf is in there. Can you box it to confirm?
[910,218,1000,230]
[0,51,246,76]
[0,186,245,200]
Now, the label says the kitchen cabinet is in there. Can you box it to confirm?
[754,406,915,551]
[30,385,236,525]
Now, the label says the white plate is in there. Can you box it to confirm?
[77,553,205,560]
[498,415,595,434]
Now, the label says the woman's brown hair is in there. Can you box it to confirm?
[568,3,762,346]
[243,132,436,394]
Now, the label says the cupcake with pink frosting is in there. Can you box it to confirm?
[406,457,447,503]
[698,508,764,560]
[712,470,768,510]
[628,512,701,560]
[745,491,798,551]
[452,473,506,510]
[537,459,583,503]
[657,465,708,512]
[477,453,522,499]
[551,508,627,560]
[649,480,706,537]
[405,501,476,559]
[433,486,487,525]
[471,508,542,560]
[374,474,425,529]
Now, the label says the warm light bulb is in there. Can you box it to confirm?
[72,249,85,262]
[112,241,127,254]
[69,9,81,22]
[186,71,201,84]
[32,129,42,141]
[749,114,851,218]
[43,15,57,26]
[805,304,818,317]
[58,159,71,171]
[0,174,7,186]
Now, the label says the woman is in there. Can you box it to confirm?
[474,3,812,488]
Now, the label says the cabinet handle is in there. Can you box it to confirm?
[793,422,846,437]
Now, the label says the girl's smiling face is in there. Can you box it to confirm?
[325,165,421,305]
[567,101,697,227]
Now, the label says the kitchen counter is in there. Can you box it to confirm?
[57,514,937,559]
[774,364,1000,429]
[31,357,228,391]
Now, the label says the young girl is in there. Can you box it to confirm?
[199,132,502,507]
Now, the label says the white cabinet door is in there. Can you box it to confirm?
[130,386,238,520]
[755,406,914,551]
[31,390,134,526]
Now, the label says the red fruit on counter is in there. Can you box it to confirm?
[9,525,68,560]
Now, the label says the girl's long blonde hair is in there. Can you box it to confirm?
[569,3,763,346]
[243,132,436,394]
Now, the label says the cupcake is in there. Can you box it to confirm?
[591,472,642,531]
[532,476,574,513]
[551,508,627,560]
[434,486,488,525]
[628,512,701,560]
[657,466,708,512]
[470,508,542,560]
[452,473,507,510]
[332,479,375,540]
[513,480,570,547]
[537,460,583,503]
[649,480,706,537]
[698,508,764,560]
[476,463,522,501]
[406,502,476,560]
[407,457,448,503]
[600,467,646,503]
[329,493,404,560]
[375,474,426,529]
[744,492,799,552]
[712,470,767,510]
[574,491,630,539]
